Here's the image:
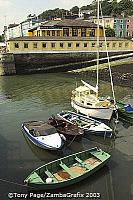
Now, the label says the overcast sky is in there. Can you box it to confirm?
[0,0,93,34]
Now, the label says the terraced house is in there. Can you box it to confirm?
[6,18,133,53]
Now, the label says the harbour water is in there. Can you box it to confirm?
[0,72,133,200]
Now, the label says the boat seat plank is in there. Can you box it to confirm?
[75,156,94,170]
[45,170,58,183]
[59,163,77,178]
[32,172,44,183]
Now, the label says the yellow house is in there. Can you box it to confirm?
[28,19,104,38]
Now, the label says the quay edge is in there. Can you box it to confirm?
[0,51,133,76]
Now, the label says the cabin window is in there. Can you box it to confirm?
[14,43,19,48]
[91,42,95,47]
[68,43,72,48]
[87,103,92,105]
[76,43,80,47]
[24,43,28,48]
[42,43,46,48]
[84,43,87,47]
[60,43,63,48]
[51,43,55,48]
[33,42,37,48]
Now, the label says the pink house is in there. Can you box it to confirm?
[126,17,133,37]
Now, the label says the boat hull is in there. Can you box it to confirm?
[22,124,63,150]
[24,147,111,190]
[71,99,113,120]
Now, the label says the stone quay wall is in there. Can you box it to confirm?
[0,51,133,75]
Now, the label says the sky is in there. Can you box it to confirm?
[0,0,93,34]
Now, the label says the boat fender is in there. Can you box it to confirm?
[60,134,66,141]
[46,178,53,184]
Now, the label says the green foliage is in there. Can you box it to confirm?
[0,35,4,42]
[105,27,115,37]
[70,6,79,14]
[38,0,133,21]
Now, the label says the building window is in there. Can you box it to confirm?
[42,43,46,48]
[81,28,86,37]
[52,30,55,36]
[119,42,122,47]
[47,30,50,36]
[14,43,19,48]
[107,42,109,47]
[51,43,55,48]
[57,30,60,36]
[68,43,72,47]
[60,43,63,48]
[91,42,95,47]
[120,25,123,29]
[127,25,129,29]
[84,43,87,47]
[90,29,95,37]
[127,19,130,22]
[72,28,78,36]
[33,43,37,48]
[125,43,129,48]
[63,28,69,36]
[42,31,45,36]
[76,43,80,47]
[112,42,116,48]
[99,42,102,47]
[24,43,28,48]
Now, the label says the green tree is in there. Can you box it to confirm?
[70,6,79,14]
[105,27,115,37]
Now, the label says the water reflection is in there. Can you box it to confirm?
[0,73,133,200]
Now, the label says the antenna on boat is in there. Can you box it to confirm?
[99,2,118,118]
[96,0,100,98]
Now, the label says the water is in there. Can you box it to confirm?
[0,73,133,200]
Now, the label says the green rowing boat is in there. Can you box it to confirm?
[24,147,111,190]
[116,101,133,120]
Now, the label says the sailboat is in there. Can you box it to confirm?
[71,0,116,120]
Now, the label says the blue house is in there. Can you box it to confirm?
[114,18,126,38]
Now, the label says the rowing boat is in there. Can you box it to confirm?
[57,111,113,138]
[24,147,111,190]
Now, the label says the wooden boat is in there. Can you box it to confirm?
[116,101,133,120]
[22,121,65,150]
[24,147,111,190]
[57,111,113,138]
[48,116,84,140]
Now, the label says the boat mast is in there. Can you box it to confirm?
[99,3,116,106]
[96,0,100,98]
